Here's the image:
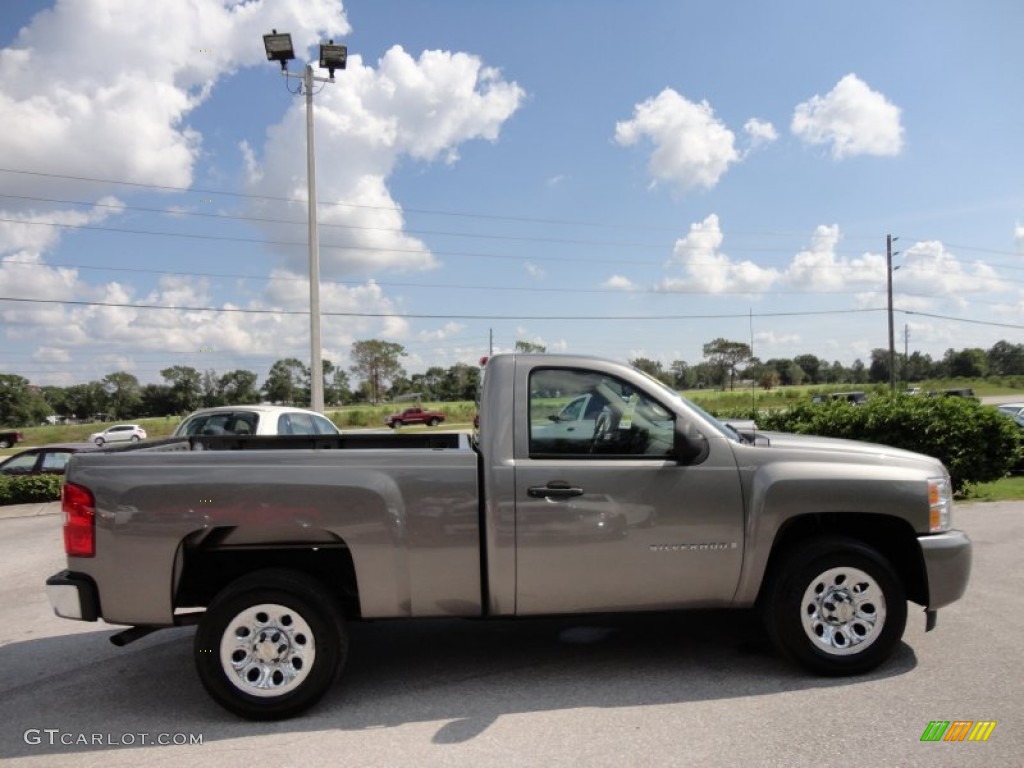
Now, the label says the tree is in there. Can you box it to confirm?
[0,374,52,427]
[669,360,696,389]
[903,352,935,383]
[437,363,479,401]
[263,358,310,405]
[322,361,352,406]
[160,366,202,413]
[350,340,406,404]
[102,372,141,419]
[793,354,822,384]
[218,369,260,404]
[63,381,109,421]
[629,358,673,386]
[868,349,891,384]
[139,383,175,417]
[515,340,546,353]
[948,348,988,379]
[702,338,752,390]
[988,340,1024,376]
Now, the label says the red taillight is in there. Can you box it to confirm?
[62,482,96,558]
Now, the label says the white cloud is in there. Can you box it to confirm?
[0,0,348,200]
[31,346,71,364]
[525,262,545,279]
[603,275,637,291]
[896,240,1001,309]
[791,74,904,159]
[754,331,801,348]
[743,118,778,149]
[417,322,466,341]
[0,4,523,377]
[784,224,886,291]
[1015,224,1024,252]
[245,45,524,276]
[614,89,740,194]
[658,214,780,294]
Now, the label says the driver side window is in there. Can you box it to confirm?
[528,368,675,458]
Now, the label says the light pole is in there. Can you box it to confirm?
[262,31,347,413]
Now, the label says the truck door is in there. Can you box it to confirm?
[514,366,745,615]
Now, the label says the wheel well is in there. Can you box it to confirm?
[757,513,927,607]
[175,536,361,620]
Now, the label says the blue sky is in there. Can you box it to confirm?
[1,0,1022,387]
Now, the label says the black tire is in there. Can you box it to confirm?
[392,420,403,429]
[0,440,10,449]
[761,536,906,676]
[130,435,140,443]
[94,438,104,446]
[194,569,347,720]
[428,418,440,427]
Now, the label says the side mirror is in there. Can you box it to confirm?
[674,421,709,465]
[548,414,562,423]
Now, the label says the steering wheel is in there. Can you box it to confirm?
[590,410,612,453]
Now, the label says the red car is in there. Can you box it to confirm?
[0,430,24,449]
[384,407,445,428]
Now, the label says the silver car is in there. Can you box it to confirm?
[88,424,147,446]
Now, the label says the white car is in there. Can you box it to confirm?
[173,405,340,437]
[89,424,147,445]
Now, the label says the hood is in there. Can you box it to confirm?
[752,431,944,473]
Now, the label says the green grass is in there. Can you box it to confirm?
[961,475,1024,502]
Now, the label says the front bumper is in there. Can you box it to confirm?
[918,529,972,610]
[46,570,100,621]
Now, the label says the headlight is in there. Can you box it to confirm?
[927,476,953,533]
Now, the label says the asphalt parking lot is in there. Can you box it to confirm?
[0,502,1021,767]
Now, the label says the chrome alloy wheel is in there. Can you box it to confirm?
[220,603,315,697]
[800,566,886,656]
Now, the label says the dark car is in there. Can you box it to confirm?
[0,443,99,476]
[811,391,867,405]
[927,388,978,400]
[0,430,24,449]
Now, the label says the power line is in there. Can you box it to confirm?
[3,168,1018,259]
[0,166,864,238]
[0,294,889,321]
[10,256,1015,296]
[899,310,1024,330]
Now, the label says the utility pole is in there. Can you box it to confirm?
[886,234,897,392]
[489,328,493,356]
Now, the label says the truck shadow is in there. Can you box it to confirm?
[0,610,918,756]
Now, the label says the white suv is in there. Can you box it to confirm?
[89,424,147,445]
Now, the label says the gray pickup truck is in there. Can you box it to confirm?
[46,353,971,720]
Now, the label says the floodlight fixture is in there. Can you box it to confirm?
[263,30,295,70]
[319,40,347,79]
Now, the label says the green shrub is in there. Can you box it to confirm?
[758,395,1023,494]
[0,475,62,505]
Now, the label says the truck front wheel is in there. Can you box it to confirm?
[763,537,906,676]
[194,569,347,720]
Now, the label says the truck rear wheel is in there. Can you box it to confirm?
[194,569,347,720]
[428,417,440,427]
[762,537,906,676]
